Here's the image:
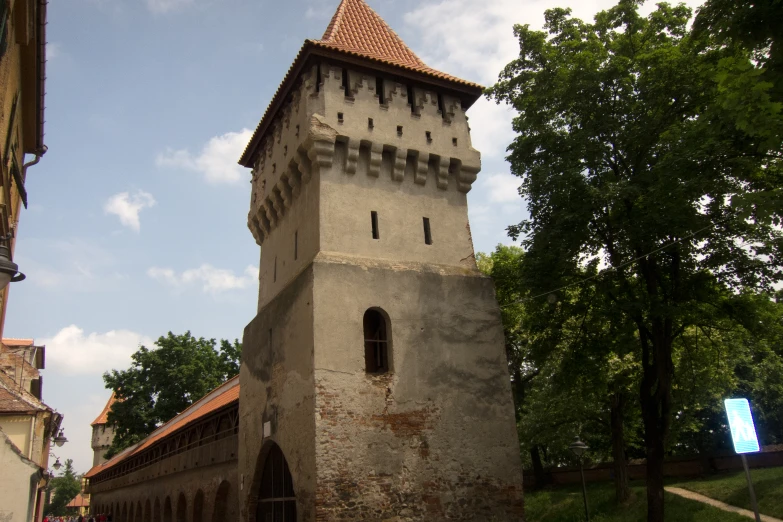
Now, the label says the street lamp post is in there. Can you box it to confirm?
[570,436,590,521]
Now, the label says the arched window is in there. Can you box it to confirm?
[256,444,296,522]
[364,308,389,373]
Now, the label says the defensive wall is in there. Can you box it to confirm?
[86,378,240,522]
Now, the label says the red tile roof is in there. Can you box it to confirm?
[2,338,34,347]
[91,393,117,426]
[66,494,89,508]
[84,376,239,479]
[0,373,49,414]
[238,0,483,167]
[313,0,477,87]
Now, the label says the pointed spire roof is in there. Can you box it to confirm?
[91,392,117,426]
[238,0,483,167]
[317,0,426,71]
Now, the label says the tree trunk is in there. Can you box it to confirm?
[639,331,674,522]
[610,392,630,503]
[530,445,547,489]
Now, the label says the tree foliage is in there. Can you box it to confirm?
[103,331,242,457]
[487,0,782,519]
[45,459,81,516]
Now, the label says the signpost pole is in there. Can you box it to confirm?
[741,454,762,522]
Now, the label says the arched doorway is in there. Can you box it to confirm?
[153,498,161,522]
[256,443,296,521]
[144,500,151,522]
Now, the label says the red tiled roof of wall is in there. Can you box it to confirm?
[84,376,239,479]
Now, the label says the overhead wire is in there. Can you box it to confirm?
[501,222,717,307]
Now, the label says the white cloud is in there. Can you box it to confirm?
[148,264,258,293]
[103,190,156,232]
[46,43,62,61]
[40,325,153,376]
[156,129,253,184]
[404,0,705,159]
[483,172,521,203]
[146,0,193,14]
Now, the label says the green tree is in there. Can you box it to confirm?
[103,331,242,457]
[487,1,782,519]
[45,459,81,516]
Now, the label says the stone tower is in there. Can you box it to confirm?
[90,393,116,467]
[237,1,524,520]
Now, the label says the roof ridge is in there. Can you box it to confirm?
[321,0,348,41]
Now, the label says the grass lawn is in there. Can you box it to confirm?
[525,481,749,521]
[669,466,783,519]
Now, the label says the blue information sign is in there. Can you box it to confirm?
[725,398,760,454]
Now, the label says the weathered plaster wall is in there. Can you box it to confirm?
[239,267,317,522]
[311,257,524,520]
[0,414,32,456]
[0,428,39,522]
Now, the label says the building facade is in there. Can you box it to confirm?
[0,339,62,522]
[238,0,524,520]
[0,0,48,340]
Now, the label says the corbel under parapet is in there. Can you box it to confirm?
[368,142,383,177]
[392,148,406,182]
[345,138,360,175]
[437,156,450,190]
[457,162,480,193]
[305,114,337,175]
[415,152,429,185]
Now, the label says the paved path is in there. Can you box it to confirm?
[665,486,783,522]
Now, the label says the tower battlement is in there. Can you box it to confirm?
[247,61,481,250]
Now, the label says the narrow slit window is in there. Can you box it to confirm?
[338,112,344,123]
[364,309,389,373]
[316,65,322,93]
[342,68,350,97]
[294,231,298,260]
[371,211,379,240]
[425,131,432,143]
[274,256,277,282]
[368,118,374,129]
[407,85,415,113]
[376,77,385,105]
[423,217,432,245]
[397,126,403,136]
[452,137,458,146]
[437,94,445,118]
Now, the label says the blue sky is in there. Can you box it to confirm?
[11,0,703,474]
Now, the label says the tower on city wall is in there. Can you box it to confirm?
[238,1,524,520]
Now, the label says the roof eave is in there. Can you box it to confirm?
[238,42,484,168]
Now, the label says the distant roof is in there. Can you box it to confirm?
[2,339,35,347]
[66,494,89,508]
[238,0,483,167]
[85,376,239,479]
[91,392,117,426]
[0,373,49,414]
